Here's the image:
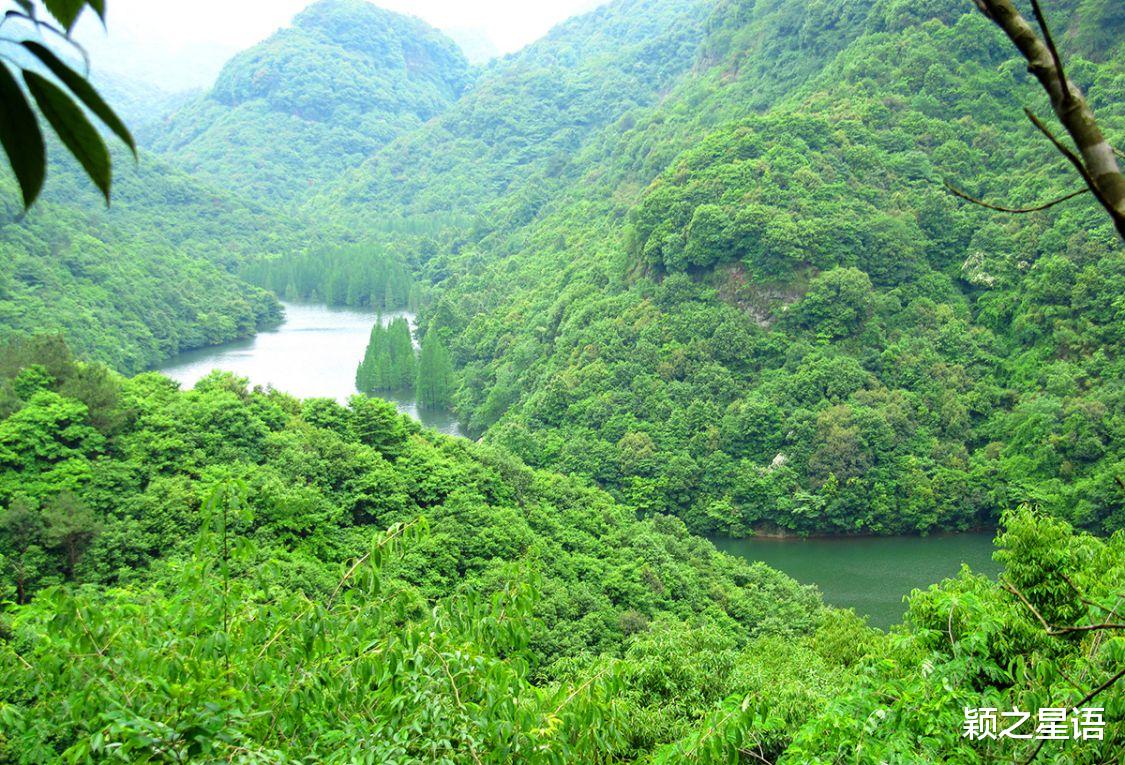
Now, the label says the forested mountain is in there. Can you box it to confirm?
[0,147,288,373]
[1,0,467,372]
[1,338,1121,763]
[146,0,471,205]
[303,0,1124,537]
[307,0,713,229]
[0,340,830,761]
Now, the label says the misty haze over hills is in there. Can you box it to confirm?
[72,0,611,92]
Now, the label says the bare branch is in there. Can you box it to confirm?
[1019,739,1047,765]
[738,747,775,765]
[971,0,994,20]
[1028,0,1070,105]
[992,665,1123,765]
[552,664,613,716]
[944,180,1088,213]
[1075,666,1125,708]
[1001,579,1125,635]
[1058,571,1123,616]
[985,574,1124,765]
[970,1,1125,238]
[1024,109,1117,217]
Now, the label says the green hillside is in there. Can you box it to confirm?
[314,0,1125,537]
[1,0,471,372]
[146,0,470,205]
[307,0,713,228]
[0,147,288,373]
[1,336,1120,763]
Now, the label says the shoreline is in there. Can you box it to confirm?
[719,525,1001,542]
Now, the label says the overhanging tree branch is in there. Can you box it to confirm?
[968,0,1125,239]
[1028,1,1070,106]
[943,180,1088,213]
[999,574,1124,765]
[1023,108,1117,215]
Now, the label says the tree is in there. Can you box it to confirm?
[0,496,48,603]
[0,1,135,207]
[416,332,454,409]
[347,394,407,459]
[356,318,417,394]
[43,491,99,578]
[792,267,874,340]
[356,318,384,392]
[387,318,416,389]
[959,1,1125,238]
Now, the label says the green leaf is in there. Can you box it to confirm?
[21,41,135,157]
[0,63,45,207]
[24,70,111,202]
[43,0,91,31]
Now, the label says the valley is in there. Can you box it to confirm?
[0,0,1121,762]
[157,296,998,627]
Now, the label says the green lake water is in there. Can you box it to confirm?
[710,532,1001,629]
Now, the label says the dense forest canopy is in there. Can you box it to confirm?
[0,338,1120,763]
[0,153,285,372]
[240,244,417,310]
[305,0,714,229]
[0,0,468,372]
[321,0,1124,537]
[0,0,1122,762]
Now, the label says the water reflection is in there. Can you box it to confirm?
[156,301,464,437]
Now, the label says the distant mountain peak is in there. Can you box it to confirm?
[209,0,468,115]
[148,0,469,205]
[291,0,435,54]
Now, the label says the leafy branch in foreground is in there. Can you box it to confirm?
[0,0,134,207]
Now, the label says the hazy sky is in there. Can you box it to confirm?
[70,0,606,91]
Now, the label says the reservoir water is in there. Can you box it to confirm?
[710,532,1001,630]
[157,301,464,436]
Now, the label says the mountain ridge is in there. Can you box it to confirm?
[145,0,471,205]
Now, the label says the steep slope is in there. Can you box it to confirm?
[2,3,1123,763]
[146,0,470,205]
[0,345,834,761]
[326,0,1124,535]
[1,0,474,373]
[0,143,292,373]
[307,0,713,230]
[1,314,1120,764]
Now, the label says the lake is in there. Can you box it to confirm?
[157,301,464,436]
[710,532,1001,629]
